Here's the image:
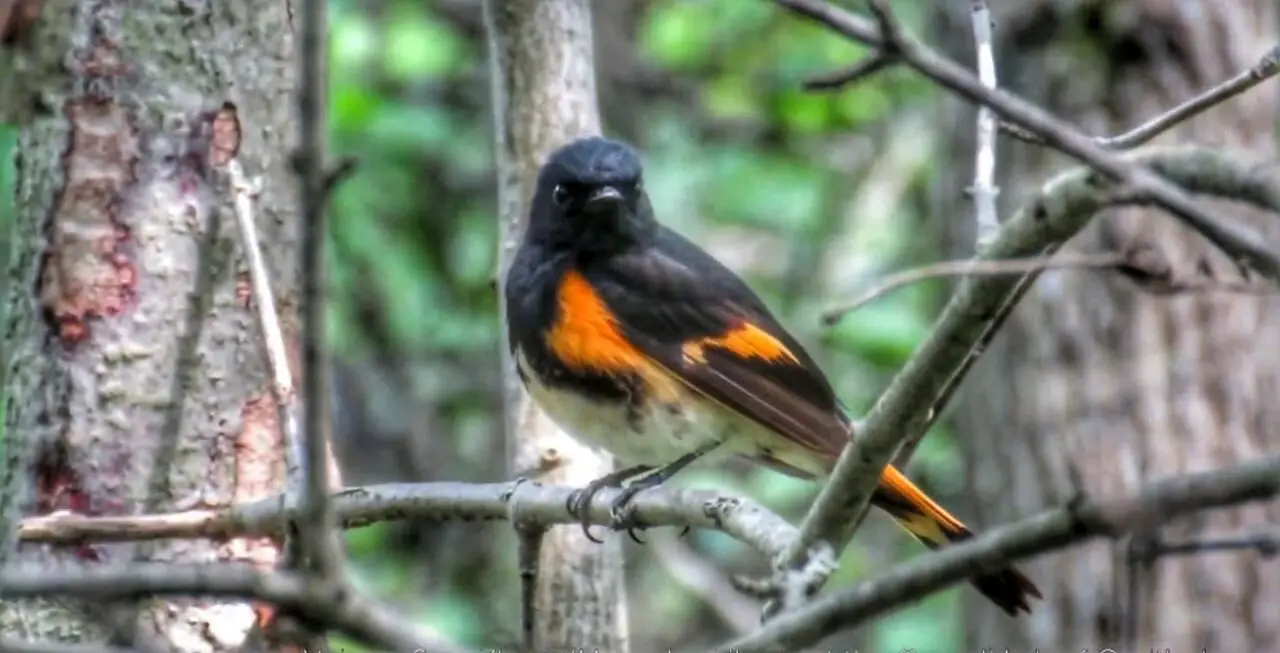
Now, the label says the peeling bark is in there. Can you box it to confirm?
[930,1,1280,649]
[485,0,630,650]
[1,1,298,650]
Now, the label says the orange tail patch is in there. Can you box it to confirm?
[871,464,1043,616]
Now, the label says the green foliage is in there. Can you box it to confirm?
[0,0,963,649]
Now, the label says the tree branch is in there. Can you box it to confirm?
[0,565,464,653]
[483,0,628,649]
[822,251,1128,321]
[1000,44,1280,150]
[967,0,1000,248]
[18,481,803,562]
[774,0,1280,281]
[293,0,342,583]
[771,146,1280,607]
[712,453,1280,652]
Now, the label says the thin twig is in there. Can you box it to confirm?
[227,159,304,529]
[295,0,341,583]
[1001,44,1280,150]
[968,0,1000,247]
[893,252,1046,468]
[711,453,1280,652]
[773,0,1280,282]
[822,251,1126,323]
[804,55,895,90]
[651,531,760,634]
[767,144,1280,611]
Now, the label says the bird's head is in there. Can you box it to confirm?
[527,136,656,256]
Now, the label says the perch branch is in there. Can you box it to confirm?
[18,481,804,562]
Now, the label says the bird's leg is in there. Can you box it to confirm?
[566,464,653,543]
[609,441,720,542]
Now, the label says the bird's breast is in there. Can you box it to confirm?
[514,348,743,468]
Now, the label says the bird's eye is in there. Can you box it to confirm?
[552,184,571,207]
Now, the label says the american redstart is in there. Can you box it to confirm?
[503,136,1041,616]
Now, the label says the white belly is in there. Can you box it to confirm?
[516,351,747,468]
[514,350,831,478]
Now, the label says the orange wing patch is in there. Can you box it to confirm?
[682,322,800,366]
[546,270,682,400]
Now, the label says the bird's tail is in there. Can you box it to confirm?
[871,465,1043,617]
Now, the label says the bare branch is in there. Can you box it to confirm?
[293,0,342,583]
[18,481,804,561]
[0,565,463,653]
[227,162,303,512]
[484,0,627,648]
[770,146,1280,608]
[1000,44,1280,150]
[713,453,1280,652]
[803,55,895,90]
[1142,531,1280,559]
[773,0,1280,281]
[967,0,1000,247]
[651,531,760,634]
[0,640,144,653]
[822,251,1127,322]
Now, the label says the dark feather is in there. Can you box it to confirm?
[587,225,850,459]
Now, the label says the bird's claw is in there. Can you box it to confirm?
[606,484,652,544]
[565,483,610,544]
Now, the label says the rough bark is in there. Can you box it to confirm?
[484,1,630,650]
[930,1,1280,649]
[1,1,298,650]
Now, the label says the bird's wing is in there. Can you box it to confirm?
[591,227,850,463]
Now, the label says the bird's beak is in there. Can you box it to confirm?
[585,185,625,211]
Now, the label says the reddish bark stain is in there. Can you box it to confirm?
[236,272,253,308]
[0,0,42,46]
[209,102,241,167]
[38,16,140,346]
[236,396,286,499]
[33,440,105,561]
[234,395,288,632]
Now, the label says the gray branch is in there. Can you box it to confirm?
[775,146,1279,601]
[713,453,1280,652]
[0,565,464,653]
[19,481,803,562]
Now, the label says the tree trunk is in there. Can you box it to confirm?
[1,1,298,649]
[930,1,1280,649]
[484,1,630,651]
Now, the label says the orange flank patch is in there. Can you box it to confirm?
[682,322,799,366]
[878,464,967,543]
[546,270,681,399]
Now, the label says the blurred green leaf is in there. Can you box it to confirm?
[332,84,381,132]
[641,3,714,70]
[382,4,465,80]
[331,11,378,73]
[822,299,930,366]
